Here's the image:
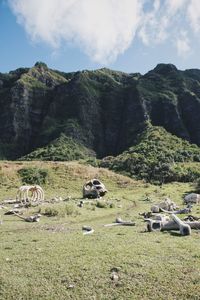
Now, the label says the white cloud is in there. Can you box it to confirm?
[138,0,187,46]
[166,0,187,15]
[8,0,143,64]
[176,31,191,57]
[8,0,199,63]
[187,0,200,33]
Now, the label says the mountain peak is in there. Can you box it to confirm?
[153,63,178,75]
[34,61,48,70]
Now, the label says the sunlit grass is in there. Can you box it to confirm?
[0,161,199,299]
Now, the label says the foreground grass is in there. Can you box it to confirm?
[0,161,200,299]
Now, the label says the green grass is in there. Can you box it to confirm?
[0,161,200,299]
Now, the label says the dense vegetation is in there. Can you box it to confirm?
[1,62,200,183]
[100,125,200,183]
[21,133,95,161]
[1,62,200,160]
[18,167,49,185]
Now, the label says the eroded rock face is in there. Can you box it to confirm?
[83,179,107,199]
[0,63,67,158]
[1,62,200,159]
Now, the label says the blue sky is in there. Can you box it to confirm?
[1,0,200,74]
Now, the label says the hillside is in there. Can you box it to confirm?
[100,125,200,183]
[0,161,199,299]
[1,62,200,161]
[20,133,95,161]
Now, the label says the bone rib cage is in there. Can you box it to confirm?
[17,185,44,202]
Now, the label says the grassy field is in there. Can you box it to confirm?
[0,161,200,300]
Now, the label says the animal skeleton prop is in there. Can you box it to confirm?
[146,214,200,236]
[151,198,178,213]
[83,179,107,199]
[13,212,42,222]
[16,185,44,202]
[159,205,192,215]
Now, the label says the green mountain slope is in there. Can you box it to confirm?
[20,133,95,161]
[1,62,200,167]
[100,124,200,183]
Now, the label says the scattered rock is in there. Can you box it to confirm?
[111,273,119,281]
[184,193,200,205]
[64,196,72,201]
[110,267,121,273]
[78,200,84,207]
[82,226,94,235]
[151,198,178,213]
[68,284,75,289]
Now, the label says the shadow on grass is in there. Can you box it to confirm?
[183,189,198,197]
[169,231,182,237]
[155,231,182,237]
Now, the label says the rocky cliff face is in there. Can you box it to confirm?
[1,62,200,159]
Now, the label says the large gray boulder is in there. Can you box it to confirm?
[184,193,200,204]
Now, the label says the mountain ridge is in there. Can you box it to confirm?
[1,62,200,162]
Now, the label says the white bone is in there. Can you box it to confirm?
[16,185,44,202]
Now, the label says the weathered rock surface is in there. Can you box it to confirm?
[1,62,200,159]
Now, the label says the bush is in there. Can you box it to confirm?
[195,178,200,192]
[43,204,79,217]
[100,125,200,184]
[34,61,48,69]
[84,157,99,167]
[65,204,79,216]
[96,200,107,208]
[44,207,59,217]
[96,200,114,208]
[21,134,95,161]
[18,167,49,185]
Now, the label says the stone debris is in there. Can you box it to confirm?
[82,226,94,235]
[151,198,178,213]
[184,193,200,205]
[104,217,135,227]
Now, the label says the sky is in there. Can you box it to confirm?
[1,0,200,74]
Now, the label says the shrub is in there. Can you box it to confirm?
[34,61,48,69]
[96,200,114,208]
[18,167,49,185]
[84,157,99,167]
[44,207,59,217]
[65,204,79,216]
[195,178,200,192]
[96,200,107,208]
[43,204,79,217]
[100,125,200,184]
[21,134,96,161]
